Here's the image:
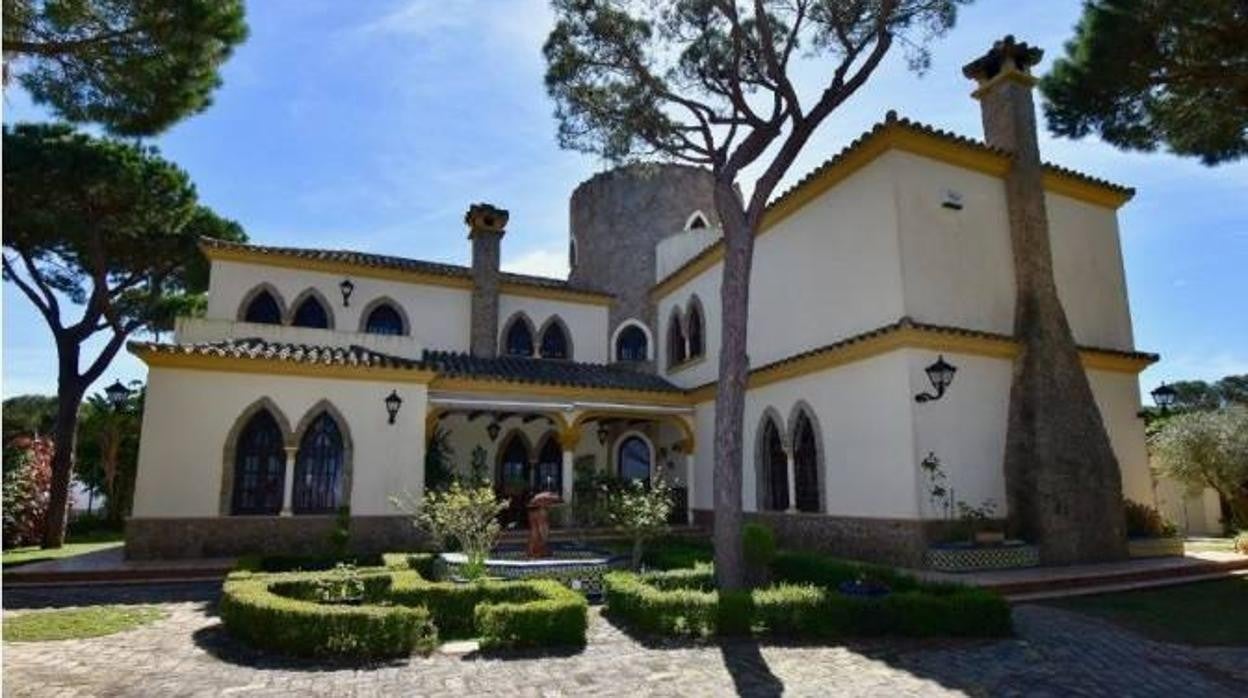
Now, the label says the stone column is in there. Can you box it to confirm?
[466,203,508,358]
[281,446,297,516]
[784,447,797,513]
[559,427,579,505]
[685,451,696,525]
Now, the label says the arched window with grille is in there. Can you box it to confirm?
[615,323,649,362]
[534,436,562,494]
[291,293,330,329]
[667,311,687,368]
[363,302,405,335]
[687,298,705,358]
[792,409,822,513]
[293,412,346,514]
[617,435,652,483]
[760,417,789,511]
[231,410,286,515]
[243,289,283,325]
[503,315,535,356]
[539,319,569,359]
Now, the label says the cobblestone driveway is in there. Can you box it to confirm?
[4,582,1246,697]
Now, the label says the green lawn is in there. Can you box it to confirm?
[1182,537,1235,553]
[2,531,124,570]
[1047,576,1248,646]
[2,606,166,642]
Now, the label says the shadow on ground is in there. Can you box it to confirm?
[2,581,221,611]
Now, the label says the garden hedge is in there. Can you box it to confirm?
[604,552,1011,639]
[221,566,587,658]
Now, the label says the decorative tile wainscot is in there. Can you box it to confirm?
[925,541,1040,572]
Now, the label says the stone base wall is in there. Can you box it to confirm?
[691,509,931,568]
[125,516,427,560]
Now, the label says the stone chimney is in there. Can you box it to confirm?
[466,203,508,358]
[962,35,1045,163]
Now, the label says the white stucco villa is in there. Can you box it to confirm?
[125,47,1218,565]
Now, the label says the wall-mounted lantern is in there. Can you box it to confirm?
[915,355,957,403]
[597,423,610,445]
[104,380,131,411]
[487,421,501,441]
[384,390,403,424]
[339,279,355,307]
[1151,382,1177,414]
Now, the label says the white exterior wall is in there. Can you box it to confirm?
[133,367,427,518]
[659,157,905,388]
[655,225,721,280]
[205,259,472,352]
[1047,195,1135,350]
[497,294,609,364]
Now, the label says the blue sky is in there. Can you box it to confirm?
[3,0,1245,401]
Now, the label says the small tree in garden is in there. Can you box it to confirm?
[1151,406,1248,530]
[391,482,507,581]
[604,478,673,570]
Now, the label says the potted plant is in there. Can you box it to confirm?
[956,499,1003,545]
[1124,499,1183,558]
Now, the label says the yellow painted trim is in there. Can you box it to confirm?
[687,327,1154,401]
[202,244,613,306]
[970,69,1039,100]
[429,376,692,408]
[650,122,1132,301]
[134,348,438,384]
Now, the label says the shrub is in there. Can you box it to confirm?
[1124,499,1177,538]
[2,437,53,548]
[742,523,776,586]
[220,572,436,659]
[605,552,1011,640]
[232,553,385,574]
[382,552,436,578]
[1234,531,1248,555]
[223,567,588,657]
[642,537,713,570]
[604,478,673,569]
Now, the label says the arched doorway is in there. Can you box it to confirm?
[617,434,652,484]
[496,432,531,527]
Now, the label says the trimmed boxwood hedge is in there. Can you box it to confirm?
[221,566,588,658]
[604,551,1011,639]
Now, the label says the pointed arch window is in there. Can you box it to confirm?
[364,303,404,335]
[761,419,789,511]
[292,295,330,329]
[667,312,687,367]
[686,211,709,230]
[539,322,569,359]
[505,318,535,356]
[535,437,562,493]
[231,410,286,515]
[616,325,648,362]
[293,412,345,514]
[793,411,820,513]
[618,436,651,483]
[244,290,282,325]
[687,302,705,358]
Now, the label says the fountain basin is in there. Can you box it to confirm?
[437,543,629,599]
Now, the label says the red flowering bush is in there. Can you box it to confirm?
[3,436,55,548]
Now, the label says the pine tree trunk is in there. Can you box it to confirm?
[43,370,85,549]
[711,182,755,590]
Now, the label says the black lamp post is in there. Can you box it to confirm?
[384,390,403,424]
[104,380,131,411]
[1151,382,1177,414]
[339,279,355,307]
[915,355,957,403]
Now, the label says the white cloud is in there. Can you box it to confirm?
[502,247,568,280]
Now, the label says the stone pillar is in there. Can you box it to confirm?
[466,203,508,358]
[281,446,297,516]
[559,427,580,505]
[783,447,797,514]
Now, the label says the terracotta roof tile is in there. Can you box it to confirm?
[129,338,426,370]
[422,349,681,393]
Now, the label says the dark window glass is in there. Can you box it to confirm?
[506,319,534,356]
[667,314,686,367]
[794,413,820,513]
[764,420,790,511]
[618,436,651,483]
[293,413,345,514]
[292,295,329,329]
[616,325,648,362]
[688,304,704,357]
[535,438,562,493]
[365,304,404,335]
[244,290,282,325]
[689,213,708,229]
[231,410,286,515]
[496,434,530,526]
[540,322,568,359]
